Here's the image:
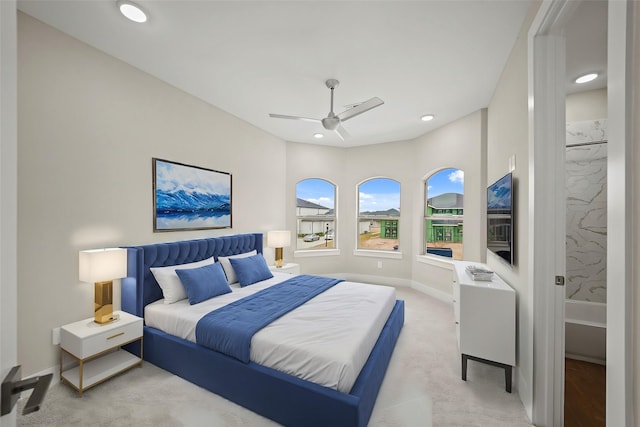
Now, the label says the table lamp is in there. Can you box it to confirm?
[267,230,291,268]
[79,248,127,324]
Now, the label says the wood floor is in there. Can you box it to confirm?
[564,358,606,427]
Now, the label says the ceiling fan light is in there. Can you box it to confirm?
[313,133,324,139]
[421,114,435,122]
[575,73,598,84]
[322,117,340,131]
[118,1,148,23]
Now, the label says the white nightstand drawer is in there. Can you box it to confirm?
[61,312,142,359]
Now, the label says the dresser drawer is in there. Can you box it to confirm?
[61,316,142,359]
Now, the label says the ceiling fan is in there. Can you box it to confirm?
[269,79,384,140]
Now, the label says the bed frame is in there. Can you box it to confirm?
[121,233,404,427]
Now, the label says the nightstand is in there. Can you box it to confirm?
[59,310,143,396]
[269,263,300,275]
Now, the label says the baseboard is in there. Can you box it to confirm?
[409,281,452,303]
[517,368,533,422]
[565,353,606,365]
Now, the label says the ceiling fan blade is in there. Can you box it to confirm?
[337,97,384,122]
[335,124,350,141]
[269,113,321,124]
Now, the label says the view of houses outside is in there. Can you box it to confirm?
[296,173,464,256]
[358,178,400,251]
[296,179,335,250]
[425,169,464,260]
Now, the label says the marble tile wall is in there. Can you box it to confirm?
[565,119,607,303]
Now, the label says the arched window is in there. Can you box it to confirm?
[424,168,464,260]
[358,178,400,251]
[296,178,336,250]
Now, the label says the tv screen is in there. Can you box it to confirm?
[487,173,513,264]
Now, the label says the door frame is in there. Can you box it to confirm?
[604,1,635,426]
[528,1,571,425]
[0,1,18,426]
[528,1,635,426]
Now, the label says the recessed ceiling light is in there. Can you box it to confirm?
[421,114,435,122]
[575,73,598,84]
[313,133,324,139]
[117,1,147,23]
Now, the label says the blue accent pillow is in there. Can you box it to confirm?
[176,262,232,305]
[229,254,274,287]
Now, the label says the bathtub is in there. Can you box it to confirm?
[565,299,606,364]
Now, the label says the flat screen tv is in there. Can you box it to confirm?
[487,172,514,264]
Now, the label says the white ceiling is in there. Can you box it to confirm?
[17,1,606,147]
[565,0,608,95]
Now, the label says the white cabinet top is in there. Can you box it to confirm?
[453,261,514,292]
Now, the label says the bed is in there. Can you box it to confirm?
[121,233,404,427]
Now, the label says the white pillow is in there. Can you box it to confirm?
[150,257,215,304]
[218,250,257,284]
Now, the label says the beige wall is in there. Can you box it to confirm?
[18,13,287,375]
[566,88,607,122]
[285,142,347,274]
[409,110,486,294]
[486,0,538,406]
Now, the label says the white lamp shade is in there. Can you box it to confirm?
[267,230,291,248]
[79,248,127,283]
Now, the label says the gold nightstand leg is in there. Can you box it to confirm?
[78,360,83,397]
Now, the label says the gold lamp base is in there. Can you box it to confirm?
[274,247,283,268]
[94,280,115,324]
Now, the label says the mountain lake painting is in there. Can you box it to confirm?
[153,158,232,231]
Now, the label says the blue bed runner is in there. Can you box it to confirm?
[196,274,343,363]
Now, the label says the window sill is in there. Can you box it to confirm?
[416,254,454,269]
[294,249,341,258]
[353,249,403,260]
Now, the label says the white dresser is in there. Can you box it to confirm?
[452,261,515,392]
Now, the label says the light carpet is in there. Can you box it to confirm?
[18,287,533,427]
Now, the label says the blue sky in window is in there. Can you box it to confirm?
[296,179,334,209]
[359,178,400,213]
[427,168,464,198]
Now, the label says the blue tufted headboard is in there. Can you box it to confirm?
[121,233,263,318]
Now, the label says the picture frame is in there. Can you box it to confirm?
[153,158,232,232]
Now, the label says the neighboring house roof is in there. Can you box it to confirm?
[360,208,400,216]
[428,193,464,209]
[297,198,329,210]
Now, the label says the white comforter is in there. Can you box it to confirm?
[145,272,396,392]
